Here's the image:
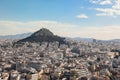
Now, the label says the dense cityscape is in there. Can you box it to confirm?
[0,28,120,80]
[0,0,120,80]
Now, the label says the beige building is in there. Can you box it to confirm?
[108,52,119,58]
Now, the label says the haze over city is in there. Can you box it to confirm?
[0,0,120,40]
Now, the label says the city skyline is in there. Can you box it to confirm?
[0,0,120,40]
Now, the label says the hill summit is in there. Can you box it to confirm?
[18,28,66,44]
[31,28,54,37]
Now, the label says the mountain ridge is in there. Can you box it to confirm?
[0,33,32,39]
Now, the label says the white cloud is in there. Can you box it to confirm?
[112,0,120,9]
[90,0,112,5]
[0,20,120,40]
[77,26,120,40]
[0,21,77,36]
[90,0,100,4]
[99,0,112,5]
[90,0,120,17]
[76,14,88,19]
[95,8,120,17]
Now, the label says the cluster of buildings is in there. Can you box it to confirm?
[0,39,120,80]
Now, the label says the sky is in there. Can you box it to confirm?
[0,0,120,40]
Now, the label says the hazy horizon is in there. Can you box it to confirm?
[0,0,120,40]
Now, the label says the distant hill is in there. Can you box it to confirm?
[72,37,94,42]
[0,33,32,39]
[97,39,120,44]
[72,37,120,44]
[110,39,120,43]
[18,28,66,44]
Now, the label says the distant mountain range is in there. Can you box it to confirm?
[72,37,94,42]
[72,37,120,43]
[97,39,120,44]
[0,29,120,43]
[0,33,32,39]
